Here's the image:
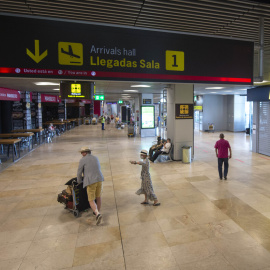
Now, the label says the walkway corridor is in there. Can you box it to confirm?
[1,124,270,270]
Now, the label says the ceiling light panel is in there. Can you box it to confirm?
[205,87,224,89]
[130,85,150,87]
[123,90,139,92]
[34,82,59,86]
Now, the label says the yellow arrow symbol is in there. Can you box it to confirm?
[26,40,48,63]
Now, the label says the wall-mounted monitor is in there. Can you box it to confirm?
[141,106,155,129]
[60,81,94,99]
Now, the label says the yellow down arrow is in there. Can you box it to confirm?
[26,40,48,63]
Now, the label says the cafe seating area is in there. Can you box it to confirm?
[0,118,83,169]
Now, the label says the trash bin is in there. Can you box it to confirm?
[182,146,192,164]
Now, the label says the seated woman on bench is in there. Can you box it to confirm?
[150,138,171,162]
[149,139,165,160]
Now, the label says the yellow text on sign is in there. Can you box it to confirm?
[58,42,83,66]
[180,105,189,114]
[166,50,184,71]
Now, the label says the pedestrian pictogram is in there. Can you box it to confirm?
[58,42,83,65]
[26,40,48,63]
[180,105,189,114]
[71,84,82,95]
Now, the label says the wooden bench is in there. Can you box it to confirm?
[11,129,44,145]
[11,129,43,133]
[0,139,21,162]
[0,133,34,151]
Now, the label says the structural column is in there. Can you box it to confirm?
[167,84,194,160]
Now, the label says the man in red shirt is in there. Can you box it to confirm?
[214,133,232,180]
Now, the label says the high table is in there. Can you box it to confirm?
[0,133,34,151]
[57,120,71,130]
[45,121,69,131]
[67,119,76,128]
[0,139,21,162]
[11,129,44,145]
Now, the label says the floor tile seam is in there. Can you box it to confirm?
[107,139,127,270]
[213,196,270,251]
[75,235,123,250]
[19,204,51,266]
[21,248,76,268]
[210,238,270,267]
[215,195,270,218]
[170,243,236,270]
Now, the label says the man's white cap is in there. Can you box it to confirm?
[79,146,91,153]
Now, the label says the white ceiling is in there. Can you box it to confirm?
[0,77,261,101]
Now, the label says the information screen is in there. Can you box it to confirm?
[141,106,155,129]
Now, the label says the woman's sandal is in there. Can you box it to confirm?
[153,202,161,206]
[141,202,149,205]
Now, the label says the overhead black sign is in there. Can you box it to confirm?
[247,86,270,101]
[0,15,253,84]
[143,99,152,104]
[175,104,194,119]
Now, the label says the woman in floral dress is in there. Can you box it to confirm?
[130,150,160,206]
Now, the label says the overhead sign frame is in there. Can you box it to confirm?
[0,15,254,84]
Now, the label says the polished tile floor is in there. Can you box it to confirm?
[1,124,270,269]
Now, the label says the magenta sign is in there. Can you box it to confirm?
[81,100,92,104]
[0,88,20,101]
[41,94,60,103]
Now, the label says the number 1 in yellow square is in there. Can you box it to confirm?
[166,50,184,71]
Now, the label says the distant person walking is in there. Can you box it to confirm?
[214,133,232,180]
[77,146,104,225]
[130,150,160,206]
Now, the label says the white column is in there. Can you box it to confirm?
[167,84,194,160]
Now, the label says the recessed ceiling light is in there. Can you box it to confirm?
[205,87,224,89]
[53,89,59,91]
[121,94,130,95]
[210,92,217,93]
[130,85,150,87]
[224,90,232,92]
[254,80,270,84]
[123,90,139,92]
[34,82,59,86]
